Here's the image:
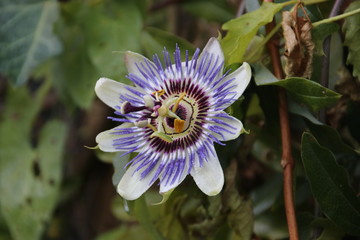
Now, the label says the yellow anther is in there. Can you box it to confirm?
[172,92,186,112]
[152,89,165,97]
[147,123,157,132]
[174,119,185,133]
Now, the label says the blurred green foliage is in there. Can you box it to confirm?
[343,1,360,78]
[1,0,360,239]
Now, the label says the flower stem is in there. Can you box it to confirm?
[312,7,360,28]
[264,0,299,239]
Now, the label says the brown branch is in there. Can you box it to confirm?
[264,1,299,240]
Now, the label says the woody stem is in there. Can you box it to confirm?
[264,0,299,239]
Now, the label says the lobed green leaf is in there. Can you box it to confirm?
[0,83,66,240]
[0,0,62,86]
[221,2,285,65]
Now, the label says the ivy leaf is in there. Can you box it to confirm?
[0,83,66,240]
[221,2,285,65]
[301,132,360,236]
[0,0,62,86]
[83,1,143,82]
[343,1,360,78]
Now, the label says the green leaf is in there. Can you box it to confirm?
[311,218,345,240]
[243,35,266,63]
[141,27,195,60]
[254,211,288,239]
[251,173,282,216]
[253,62,279,86]
[95,225,148,240]
[263,77,340,112]
[50,1,99,108]
[51,0,143,108]
[274,77,341,112]
[297,212,314,240]
[155,194,188,240]
[343,1,360,78]
[312,22,339,55]
[134,196,164,240]
[84,1,143,82]
[0,83,67,240]
[51,49,99,109]
[306,121,358,157]
[253,64,341,112]
[181,2,233,23]
[301,132,360,236]
[221,2,285,65]
[0,0,62,85]
[223,160,253,240]
[288,100,322,125]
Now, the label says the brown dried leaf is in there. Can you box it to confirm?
[282,7,315,79]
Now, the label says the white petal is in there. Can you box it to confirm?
[159,152,189,194]
[124,51,161,88]
[95,77,145,110]
[207,112,243,141]
[191,145,224,196]
[95,123,141,152]
[117,160,159,200]
[125,51,148,73]
[213,62,251,109]
[200,37,224,66]
[197,38,225,79]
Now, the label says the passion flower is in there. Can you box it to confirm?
[95,37,251,200]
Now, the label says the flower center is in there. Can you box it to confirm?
[121,89,199,143]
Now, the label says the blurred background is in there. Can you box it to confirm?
[1,0,360,239]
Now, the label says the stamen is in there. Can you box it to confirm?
[147,123,157,132]
[174,119,185,133]
[152,89,165,101]
[172,92,186,112]
[150,131,173,143]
